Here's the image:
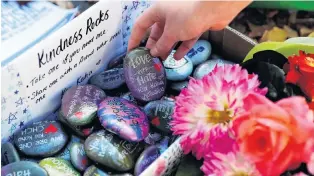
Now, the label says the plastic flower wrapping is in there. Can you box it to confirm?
[171,50,314,176]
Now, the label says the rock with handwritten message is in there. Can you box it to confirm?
[14,121,68,157]
[98,97,149,142]
[39,157,80,176]
[70,142,91,171]
[56,135,82,161]
[1,161,48,176]
[163,50,193,81]
[124,47,166,102]
[89,68,125,90]
[170,81,189,92]
[134,145,161,176]
[144,100,175,133]
[186,40,212,66]
[61,85,106,126]
[1,142,20,166]
[193,55,235,79]
[84,130,144,172]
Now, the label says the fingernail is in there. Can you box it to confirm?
[150,47,157,57]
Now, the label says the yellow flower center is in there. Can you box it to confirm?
[305,56,314,67]
[233,172,249,176]
[206,108,232,124]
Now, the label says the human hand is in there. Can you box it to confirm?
[128,1,252,60]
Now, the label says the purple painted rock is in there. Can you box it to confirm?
[134,145,161,176]
[124,47,166,102]
[61,85,106,126]
[98,97,149,142]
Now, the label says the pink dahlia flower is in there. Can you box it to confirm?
[170,64,267,159]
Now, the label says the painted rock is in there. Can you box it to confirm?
[20,157,40,163]
[144,100,175,133]
[108,54,125,69]
[61,85,106,126]
[1,142,20,166]
[70,142,91,171]
[89,68,125,90]
[84,130,144,172]
[134,145,161,176]
[144,131,162,145]
[83,165,109,176]
[14,121,68,157]
[170,81,189,92]
[163,50,193,81]
[98,97,149,142]
[175,154,203,176]
[56,135,82,161]
[193,56,235,79]
[161,96,176,102]
[124,47,166,102]
[120,92,139,105]
[1,161,48,176]
[186,40,212,66]
[58,109,94,137]
[39,157,80,176]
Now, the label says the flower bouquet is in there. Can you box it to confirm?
[171,43,314,176]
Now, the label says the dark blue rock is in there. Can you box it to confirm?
[20,157,40,163]
[144,100,175,133]
[163,50,193,81]
[84,130,144,172]
[14,121,68,157]
[70,142,91,171]
[124,47,166,102]
[170,81,189,92]
[89,68,125,90]
[56,135,82,161]
[1,142,20,166]
[108,54,125,69]
[134,145,161,176]
[186,40,212,66]
[1,161,48,176]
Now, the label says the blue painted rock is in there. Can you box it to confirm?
[57,109,94,137]
[20,157,40,163]
[193,56,235,79]
[39,157,80,176]
[89,68,125,90]
[144,100,175,133]
[108,54,125,69]
[56,135,82,161]
[144,131,162,145]
[14,121,68,157]
[84,130,144,172]
[70,142,91,171]
[1,142,20,166]
[61,85,106,126]
[134,145,161,176]
[163,50,193,81]
[98,97,149,142]
[124,47,166,102]
[186,40,212,66]
[83,165,109,176]
[170,81,189,92]
[120,92,139,105]
[1,161,48,176]
[161,96,176,102]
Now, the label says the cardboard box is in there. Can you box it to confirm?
[1,1,256,175]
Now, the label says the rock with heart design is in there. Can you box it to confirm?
[124,47,166,102]
[39,157,80,176]
[84,130,144,172]
[186,40,212,66]
[56,135,83,161]
[70,142,91,171]
[134,145,161,176]
[144,100,175,133]
[170,81,189,92]
[98,97,149,142]
[89,68,125,90]
[14,121,68,157]
[193,55,235,79]
[163,50,193,81]
[61,85,106,126]
[57,109,95,137]
[1,142,20,166]
[1,161,48,176]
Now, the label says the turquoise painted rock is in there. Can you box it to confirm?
[186,40,212,66]
[170,81,189,92]
[14,121,68,157]
[98,97,149,142]
[70,142,91,171]
[56,135,82,161]
[89,68,125,90]
[39,157,80,176]
[1,142,20,166]
[84,130,144,172]
[163,50,193,81]
[61,85,106,126]
[1,161,47,176]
